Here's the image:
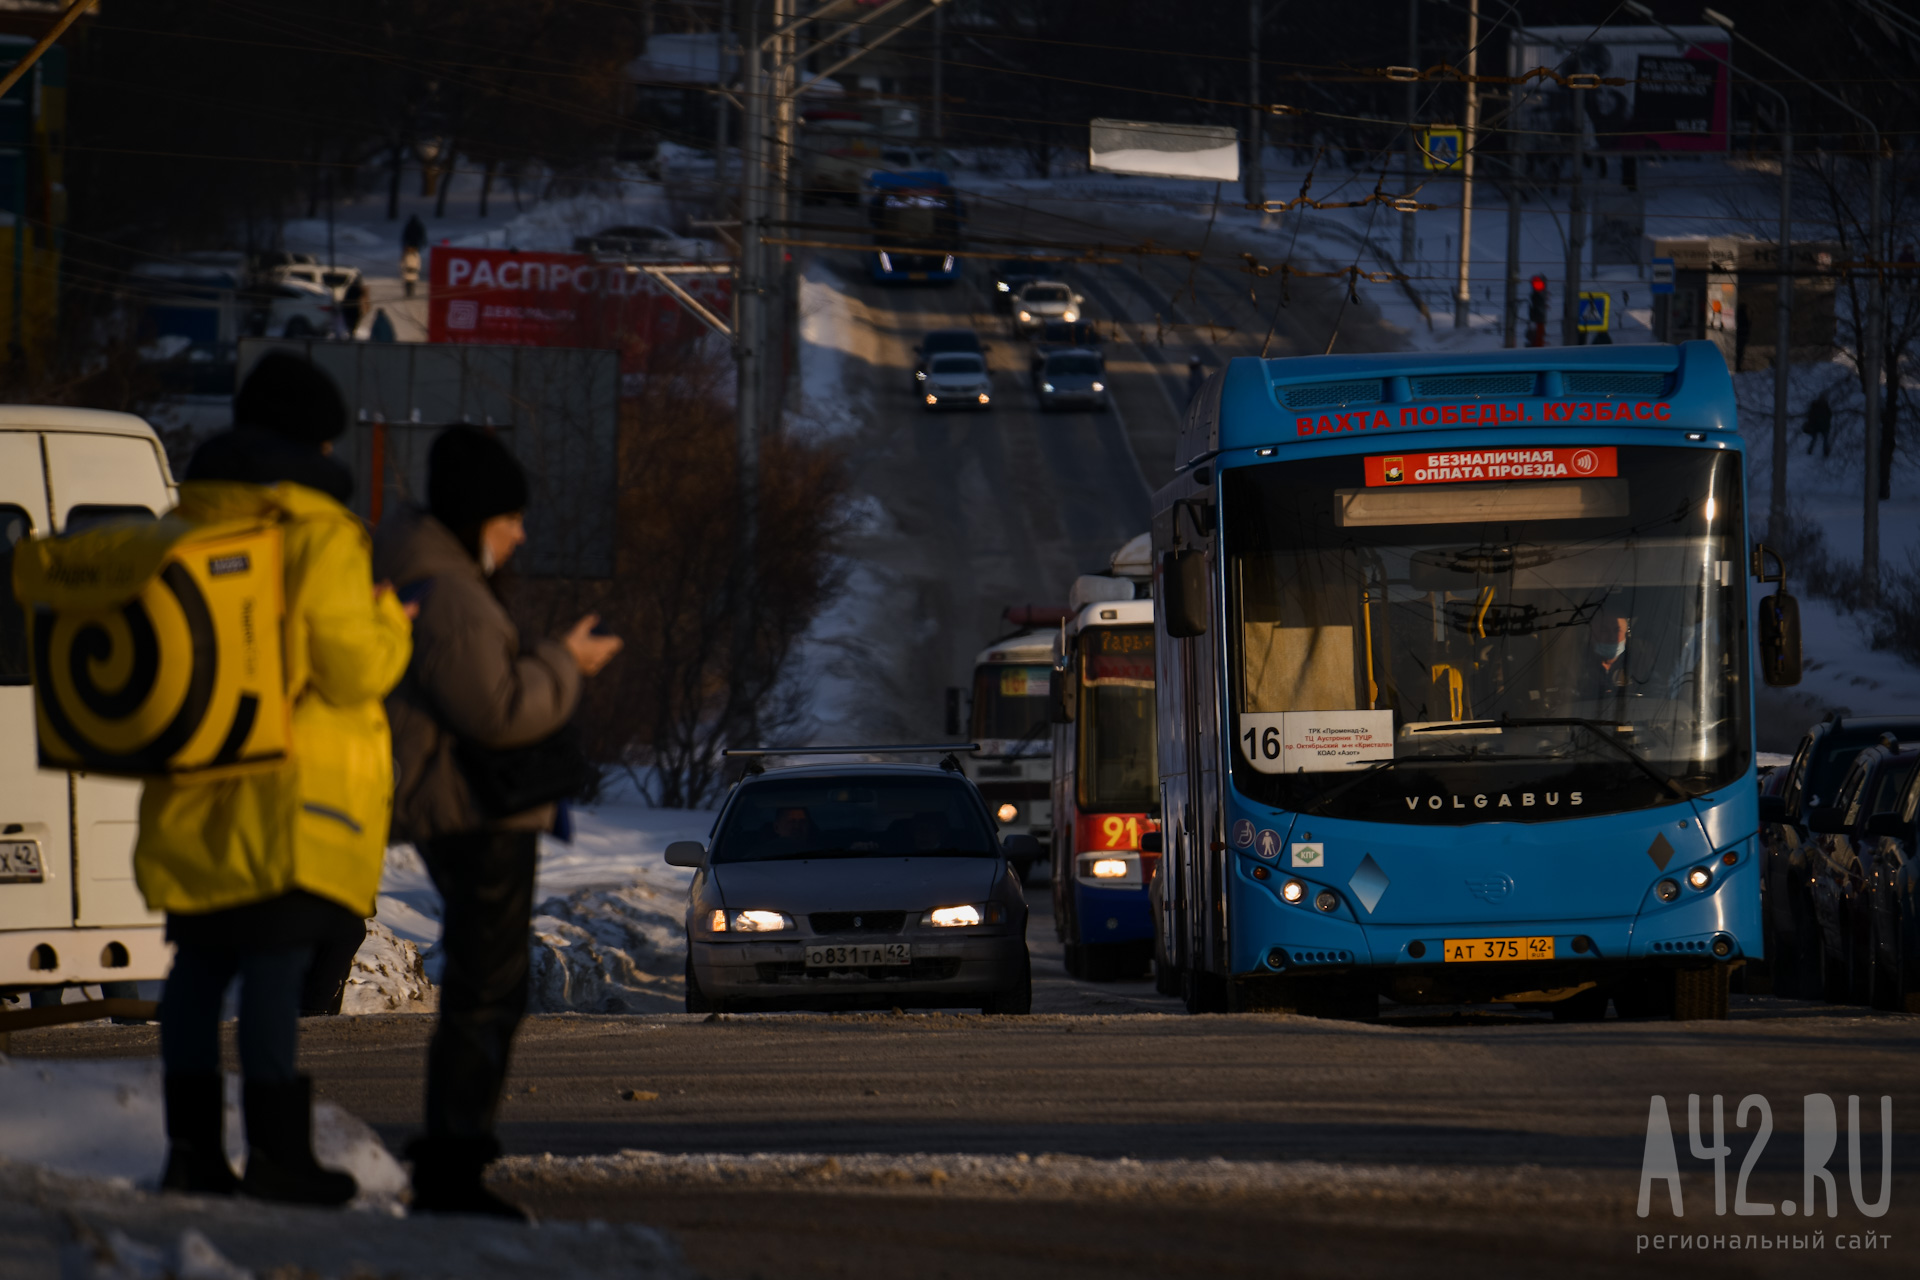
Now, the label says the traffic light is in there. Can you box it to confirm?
[1527,275,1549,347]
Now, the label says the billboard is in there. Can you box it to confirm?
[1509,26,1731,154]
[1089,119,1239,181]
[427,246,730,394]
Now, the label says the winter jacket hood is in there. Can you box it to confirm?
[136,480,413,919]
[374,505,582,843]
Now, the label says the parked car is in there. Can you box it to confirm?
[1758,715,1920,997]
[1027,320,1102,376]
[265,278,338,338]
[1808,742,1918,1005]
[922,352,991,411]
[911,328,984,394]
[1034,348,1107,412]
[1873,761,1920,1012]
[269,262,361,300]
[669,759,1034,1013]
[1011,280,1081,334]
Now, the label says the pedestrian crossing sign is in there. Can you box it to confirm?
[1576,291,1611,334]
[1420,127,1463,171]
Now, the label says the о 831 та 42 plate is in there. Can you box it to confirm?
[1443,936,1555,962]
[805,943,912,968]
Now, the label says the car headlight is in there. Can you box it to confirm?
[916,369,926,380]
[878,251,893,273]
[1063,308,1078,322]
[926,393,938,404]
[1041,382,1054,393]
[1091,381,1104,392]
[978,392,990,404]
[926,903,1007,927]
[942,255,955,272]
[725,909,794,933]
[996,802,1019,823]
[1018,310,1031,322]
[997,281,1010,291]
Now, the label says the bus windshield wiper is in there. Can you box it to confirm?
[1440,716,1692,802]
[1295,756,1403,816]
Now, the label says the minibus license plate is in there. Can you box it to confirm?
[1443,936,1554,962]
[0,840,43,884]
[806,943,911,968]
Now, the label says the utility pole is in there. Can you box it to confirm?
[714,0,731,184]
[1245,0,1264,210]
[1402,0,1418,268]
[1503,180,1521,347]
[1561,84,1586,346]
[1453,0,1477,328]
[931,1,944,143]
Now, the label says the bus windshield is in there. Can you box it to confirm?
[972,663,1050,746]
[1078,626,1156,810]
[1223,446,1749,824]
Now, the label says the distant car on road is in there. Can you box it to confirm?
[923,352,992,411]
[912,327,984,393]
[1035,349,1107,412]
[1872,760,1920,1012]
[990,258,1047,312]
[1012,280,1081,334]
[669,757,1035,1013]
[1028,319,1102,376]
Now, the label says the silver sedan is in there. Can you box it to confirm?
[670,763,1033,1013]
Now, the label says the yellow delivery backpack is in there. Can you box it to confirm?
[12,514,291,779]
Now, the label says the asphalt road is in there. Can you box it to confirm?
[810,188,1402,742]
[18,885,1919,1278]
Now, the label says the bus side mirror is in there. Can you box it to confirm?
[1160,549,1210,638]
[1139,831,1162,854]
[1757,590,1802,687]
[1049,663,1074,724]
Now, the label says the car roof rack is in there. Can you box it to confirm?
[724,744,982,777]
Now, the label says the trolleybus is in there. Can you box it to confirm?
[1049,538,1159,979]
[957,618,1059,881]
[1150,341,1799,1020]
[867,170,963,285]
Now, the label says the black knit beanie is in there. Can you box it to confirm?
[428,426,529,539]
[233,351,348,445]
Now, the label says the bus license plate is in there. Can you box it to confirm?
[1443,936,1554,962]
[806,943,911,968]
[0,840,42,884]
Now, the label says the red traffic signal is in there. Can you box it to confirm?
[1530,275,1548,293]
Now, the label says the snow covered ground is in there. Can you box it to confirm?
[364,787,711,1016]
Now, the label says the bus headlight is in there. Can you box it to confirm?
[996,802,1019,823]
[1656,878,1681,902]
[1281,879,1306,904]
[1090,858,1128,878]
[1687,866,1713,891]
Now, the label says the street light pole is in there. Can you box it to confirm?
[1403,0,1419,269]
[1561,84,1586,346]
[1628,4,1794,541]
[1454,0,1478,328]
[1704,8,1882,601]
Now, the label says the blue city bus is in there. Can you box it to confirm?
[866,170,963,284]
[1148,341,1798,1021]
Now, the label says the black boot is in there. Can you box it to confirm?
[160,1071,239,1195]
[237,1076,358,1207]
[406,1135,530,1221]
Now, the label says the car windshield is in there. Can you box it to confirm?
[1046,355,1101,376]
[1222,446,1750,823]
[972,663,1050,743]
[712,776,997,862]
[1023,285,1069,303]
[1079,627,1157,809]
[930,354,983,375]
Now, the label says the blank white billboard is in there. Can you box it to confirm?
[1089,119,1240,182]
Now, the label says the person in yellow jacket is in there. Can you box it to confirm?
[144,352,412,1207]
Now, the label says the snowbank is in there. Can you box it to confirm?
[0,1056,407,1213]
[370,796,709,1015]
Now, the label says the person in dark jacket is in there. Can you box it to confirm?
[1803,391,1833,457]
[373,427,622,1218]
